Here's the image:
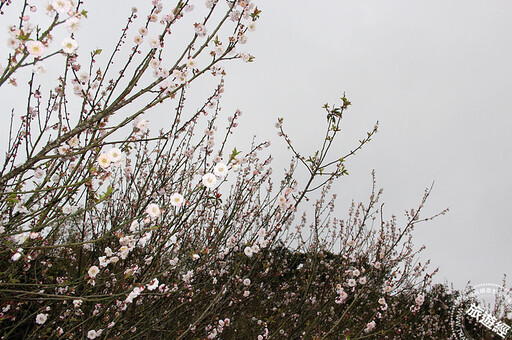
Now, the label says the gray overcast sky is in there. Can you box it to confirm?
[1,1,510,291]
[221,0,512,290]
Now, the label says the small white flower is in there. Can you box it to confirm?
[98,256,109,268]
[347,278,357,287]
[238,34,248,44]
[97,153,111,169]
[87,329,97,339]
[148,37,160,49]
[51,0,72,14]
[208,329,217,339]
[150,58,160,69]
[172,69,187,84]
[213,162,228,177]
[135,119,148,131]
[125,287,142,303]
[202,173,217,188]
[88,265,99,278]
[146,203,161,219]
[242,53,254,63]
[227,236,236,248]
[67,136,79,148]
[129,221,139,233]
[214,44,224,55]
[90,80,100,89]
[119,236,131,247]
[186,58,197,68]
[7,37,21,50]
[78,72,89,83]
[57,145,69,155]
[244,246,253,257]
[364,321,376,333]
[43,2,55,15]
[243,278,251,286]
[73,299,83,308]
[182,270,194,283]
[33,61,47,74]
[251,243,260,254]
[147,278,159,291]
[258,238,268,248]
[66,16,81,32]
[170,193,184,207]
[277,195,287,204]
[35,313,47,325]
[134,35,143,45]
[11,252,22,261]
[72,83,82,95]
[339,290,348,301]
[61,37,78,54]
[26,41,45,57]
[107,148,123,163]
[415,294,425,306]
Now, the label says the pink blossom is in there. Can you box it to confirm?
[26,41,45,57]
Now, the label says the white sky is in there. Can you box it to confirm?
[222,0,512,290]
[1,0,511,291]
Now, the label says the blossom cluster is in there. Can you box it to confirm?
[6,0,79,64]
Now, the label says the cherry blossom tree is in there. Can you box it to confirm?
[0,1,492,339]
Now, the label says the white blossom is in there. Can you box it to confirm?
[202,173,217,188]
[146,203,161,219]
[61,37,78,54]
[35,313,47,325]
